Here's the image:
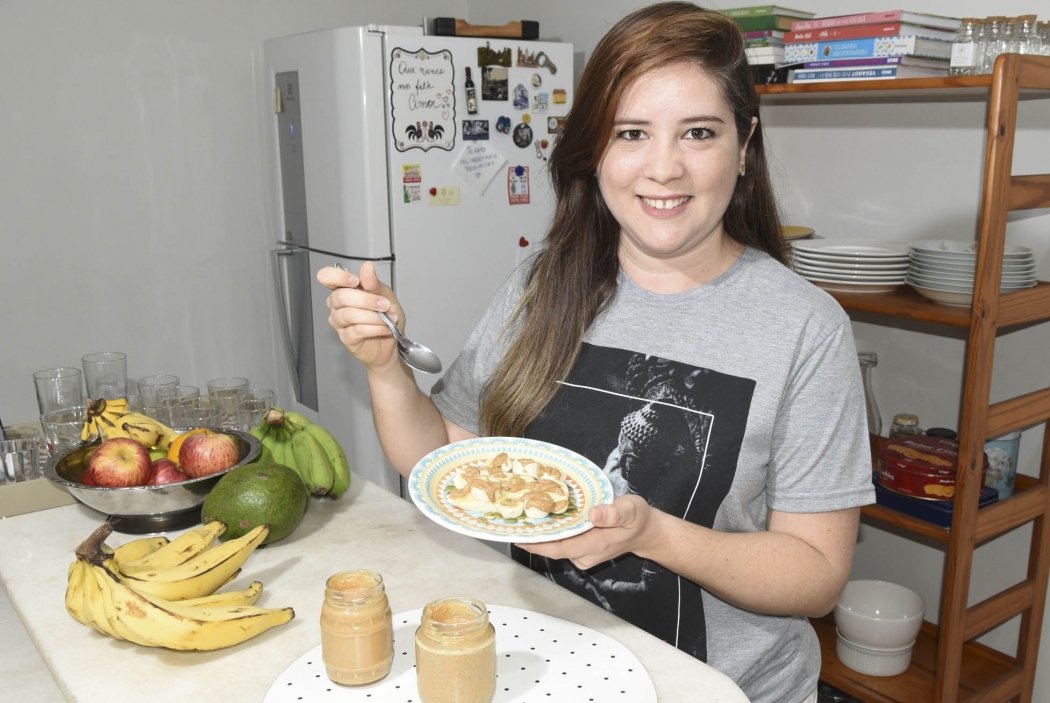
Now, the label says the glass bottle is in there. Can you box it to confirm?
[857,352,882,436]
[889,413,923,438]
[980,17,1004,74]
[950,18,978,75]
[1020,16,1042,56]
[1001,17,1021,55]
[320,570,394,686]
[1041,22,1050,57]
[464,67,478,115]
[415,597,496,703]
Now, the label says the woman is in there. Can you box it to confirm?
[318,4,875,701]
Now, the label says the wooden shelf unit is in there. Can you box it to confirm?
[758,54,1050,703]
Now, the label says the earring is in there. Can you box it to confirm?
[738,163,747,177]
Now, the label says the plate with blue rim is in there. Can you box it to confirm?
[408,436,614,544]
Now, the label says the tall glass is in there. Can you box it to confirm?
[33,367,83,416]
[81,352,127,400]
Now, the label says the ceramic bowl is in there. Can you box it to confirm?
[44,428,259,533]
[836,630,914,677]
[834,579,925,649]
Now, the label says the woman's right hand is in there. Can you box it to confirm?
[316,261,403,371]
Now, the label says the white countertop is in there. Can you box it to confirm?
[0,474,749,702]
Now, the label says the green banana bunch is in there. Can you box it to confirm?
[66,523,292,651]
[248,407,350,498]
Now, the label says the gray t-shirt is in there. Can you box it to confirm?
[432,246,876,703]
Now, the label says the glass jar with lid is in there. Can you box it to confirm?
[889,413,923,438]
[320,569,394,685]
[415,596,496,703]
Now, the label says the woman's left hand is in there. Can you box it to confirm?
[518,494,655,570]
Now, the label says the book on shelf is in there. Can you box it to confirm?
[743,29,786,40]
[785,21,956,43]
[783,35,952,63]
[788,64,948,82]
[790,10,962,32]
[801,55,948,70]
[745,46,786,64]
[745,37,784,49]
[730,14,803,32]
[752,63,798,84]
[719,5,814,19]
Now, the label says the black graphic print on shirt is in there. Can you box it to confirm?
[516,343,755,662]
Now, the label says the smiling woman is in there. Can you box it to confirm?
[596,61,754,287]
[315,4,876,703]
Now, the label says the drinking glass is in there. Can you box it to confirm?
[207,377,249,430]
[41,407,92,458]
[81,352,127,400]
[33,367,83,416]
[176,397,221,429]
[237,389,276,432]
[137,374,180,414]
[0,427,41,483]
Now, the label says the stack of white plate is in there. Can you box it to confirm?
[790,239,909,294]
[907,239,1038,306]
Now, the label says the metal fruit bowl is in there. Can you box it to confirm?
[44,428,260,533]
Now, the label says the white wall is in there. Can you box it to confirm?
[2,0,1048,696]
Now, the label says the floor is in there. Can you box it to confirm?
[2,588,66,702]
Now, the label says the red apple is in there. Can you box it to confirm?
[178,430,239,478]
[86,437,151,487]
[147,458,188,486]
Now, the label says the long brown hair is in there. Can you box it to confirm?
[479,2,784,437]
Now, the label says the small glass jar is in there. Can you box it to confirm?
[320,570,393,685]
[889,413,923,438]
[415,597,496,703]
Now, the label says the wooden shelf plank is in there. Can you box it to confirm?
[813,616,1017,702]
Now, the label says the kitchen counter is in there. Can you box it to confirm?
[0,475,749,702]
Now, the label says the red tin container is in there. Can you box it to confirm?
[876,436,988,501]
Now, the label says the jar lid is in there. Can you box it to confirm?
[925,427,958,439]
[891,413,920,427]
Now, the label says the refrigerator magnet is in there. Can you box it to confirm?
[481,65,509,101]
[513,122,534,149]
[479,43,512,68]
[463,119,489,140]
[428,186,460,207]
[402,163,422,183]
[508,165,530,205]
[403,184,422,203]
[389,48,455,153]
[547,116,566,134]
[552,88,567,104]
[517,47,541,68]
[532,93,549,113]
[512,84,530,110]
[495,116,512,134]
[531,73,543,87]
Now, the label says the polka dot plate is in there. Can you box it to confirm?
[407,437,614,544]
[264,604,656,702]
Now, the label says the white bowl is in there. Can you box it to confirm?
[836,630,914,677]
[834,579,925,649]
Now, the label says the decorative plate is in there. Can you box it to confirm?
[781,225,816,240]
[408,437,614,544]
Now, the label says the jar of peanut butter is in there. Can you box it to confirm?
[319,570,393,685]
[415,596,496,703]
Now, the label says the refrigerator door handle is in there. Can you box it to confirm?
[272,247,303,403]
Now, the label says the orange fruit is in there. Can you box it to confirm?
[166,428,210,463]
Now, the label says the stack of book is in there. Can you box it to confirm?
[719,5,816,82]
[783,9,961,83]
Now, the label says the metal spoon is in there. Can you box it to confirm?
[332,262,443,374]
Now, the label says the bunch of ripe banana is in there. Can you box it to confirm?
[65,521,294,651]
[249,407,350,498]
[79,397,178,451]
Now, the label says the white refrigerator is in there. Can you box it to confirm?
[263,25,574,496]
